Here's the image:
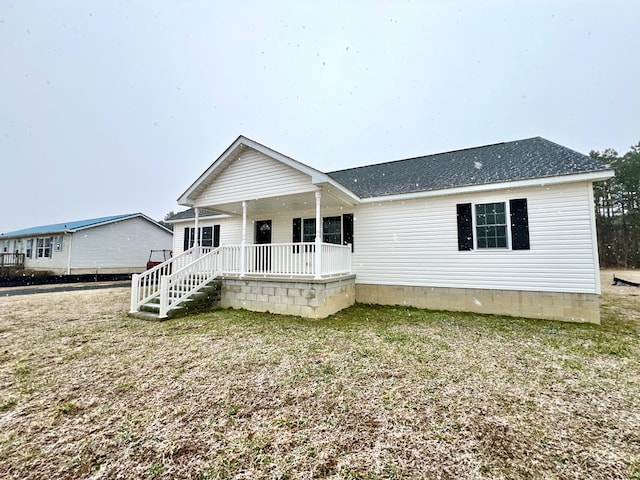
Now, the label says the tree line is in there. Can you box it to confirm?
[592,142,640,268]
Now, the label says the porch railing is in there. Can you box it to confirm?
[130,245,211,313]
[0,252,25,269]
[159,246,223,317]
[130,242,352,316]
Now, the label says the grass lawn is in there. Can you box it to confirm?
[0,279,639,479]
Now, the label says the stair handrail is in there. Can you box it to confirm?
[158,246,224,318]
[130,245,204,313]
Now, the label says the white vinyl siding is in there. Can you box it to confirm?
[172,217,242,255]
[69,217,172,272]
[196,150,317,206]
[352,182,600,294]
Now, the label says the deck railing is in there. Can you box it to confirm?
[131,242,352,316]
[0,252,26,270]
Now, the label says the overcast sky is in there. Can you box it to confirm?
[1,0,638,233]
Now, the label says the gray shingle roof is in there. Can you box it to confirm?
[166,208,222,222]
[328,137,610,198]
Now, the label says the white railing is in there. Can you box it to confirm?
[322,243,352,276]
[243,243,318,276]
[130,242,352,316]
[159,247,222,318]
[129,245,209,313]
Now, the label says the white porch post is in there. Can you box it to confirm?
[240,201,247,277]
[314,191,322,279]
[194,207,200,255]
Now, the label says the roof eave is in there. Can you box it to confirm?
[177,135,361,206]
[166,213,232,224]
[359,170,616,203]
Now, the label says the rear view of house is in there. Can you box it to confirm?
[1,213,173,275]
[131,136,613,323]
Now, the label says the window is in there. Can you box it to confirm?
[322,216,342,244]
[183,226,220,250]
[293,214,354,251]
[13,239,23,254]
[26,239,33,258]
[2,240,8,253]
[54,235,64,252]
[37,237,53,258]
[475,202,507,249]
[456,199,530,251]
[302,218,316,243]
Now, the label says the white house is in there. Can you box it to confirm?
[1,213,173,275]
[131,136,613,323]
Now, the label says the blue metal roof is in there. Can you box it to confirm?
[0,213,142,238]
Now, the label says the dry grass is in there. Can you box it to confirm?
[1,274,639,479]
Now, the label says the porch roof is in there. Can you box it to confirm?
[177,136,360,212]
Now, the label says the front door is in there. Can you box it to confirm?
[255,220,272,272]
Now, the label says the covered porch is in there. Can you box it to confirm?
[131,187,357,319]
[130,240,354,319]
[129,136,360,319]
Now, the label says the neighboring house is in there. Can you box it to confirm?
[1,213,173,275]
[131,135,613,323]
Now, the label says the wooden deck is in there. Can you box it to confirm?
[0,252,26,270]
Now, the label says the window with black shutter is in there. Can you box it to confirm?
[201,226,213,247]
[456,200,530,251]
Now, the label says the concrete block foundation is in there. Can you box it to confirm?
[355,283,600,324]
[220,274,356,319]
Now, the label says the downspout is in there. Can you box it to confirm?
[66,232,73,275]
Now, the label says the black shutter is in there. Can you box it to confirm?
[292,218,301,242]
[201,226,213,247]
[343,213,354,252]
[214,225,220,247]
[292,218,301,253]
[183,227,191,251]
[457,203,473,251]
[510,198,530,250]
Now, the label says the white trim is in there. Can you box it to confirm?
[166,213,231,224]
[359,170,615,204]
[315,191,322,279]
[194,208,200,247]
[240,201,247,277]
[472,200,511,251]
[177,135,360,206]
[588,186,602,294]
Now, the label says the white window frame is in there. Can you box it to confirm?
[300,216,343,245]
[36,237,53,258]
[54,235,64,252]
[472,200,511,250]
